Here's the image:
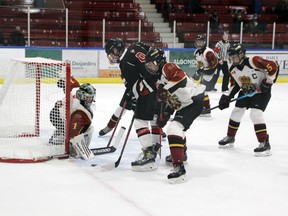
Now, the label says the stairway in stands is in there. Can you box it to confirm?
[135,0,184,48]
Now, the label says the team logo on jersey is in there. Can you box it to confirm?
[197,61,204,69]
[239,76,256,94]
[239,76,252,85]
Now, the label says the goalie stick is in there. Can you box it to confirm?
[90,126,126,156]
[208,91,257,111]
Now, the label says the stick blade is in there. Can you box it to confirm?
[111,126,126,149]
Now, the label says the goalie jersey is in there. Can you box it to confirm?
[50,77,93,144]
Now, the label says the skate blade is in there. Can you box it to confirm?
[200,113,211,118]
[131,163,157,172]
[168,174,188,184]
[255,150,272,157]
[165,160,188,165]
[218,143,234,149]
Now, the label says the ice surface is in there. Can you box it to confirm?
[0,83,287,216]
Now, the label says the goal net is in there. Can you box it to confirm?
[0,57,71,163]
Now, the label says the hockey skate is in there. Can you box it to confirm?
[98,126,113,136]
[218,136,235,148]
[254,136,271,157]
[131,143,161,172]
[165,152,188,163]
[69,143,80,158]
[167,163,187,184]
[200,108,211,117]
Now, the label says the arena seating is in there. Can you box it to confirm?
[0,0,285,49]
[164,0,282,48]
[0,0,169,48]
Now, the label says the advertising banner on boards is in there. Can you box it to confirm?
[62,50,98,77]
[169,49,197,77]
[98,50,121,78]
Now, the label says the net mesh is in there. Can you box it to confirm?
[0,58,70,162]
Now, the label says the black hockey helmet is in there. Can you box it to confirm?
[105,38,125,63]
[228,43,246,56]
[194,34,206,49]
[145,47,166,75]
[228,43,246,66]
[76,83,96,107]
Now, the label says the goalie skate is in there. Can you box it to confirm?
[254,136,271,157]
[168,163,188,184]
[218,136,235,149]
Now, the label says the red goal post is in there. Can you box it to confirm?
[0,57,71,163]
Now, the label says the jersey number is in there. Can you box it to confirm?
[135,52,146,63]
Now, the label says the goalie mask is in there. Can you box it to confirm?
[105,38,125,64]
[228,43,246,66]
[145,48,166,75]
[194,34,206,49]
[76,83,96,107]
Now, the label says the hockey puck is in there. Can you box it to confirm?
[91,163,97,167]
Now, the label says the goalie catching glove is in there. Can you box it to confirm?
[218,94,231,110]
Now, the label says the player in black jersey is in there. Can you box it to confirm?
[101,38,162,171]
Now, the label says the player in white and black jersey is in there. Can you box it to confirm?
[214,31,231,92]
[145,48,206,183]
[193,34,218,117]
[217,43,279,156]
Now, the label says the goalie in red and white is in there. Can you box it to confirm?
[49,77,96,160]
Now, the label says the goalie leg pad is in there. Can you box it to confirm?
[70,133,94,160]
[83,125,94,147]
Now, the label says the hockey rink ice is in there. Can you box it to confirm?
[1,82,288,216]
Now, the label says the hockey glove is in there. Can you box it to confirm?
[126,97,137,111]
[157,84,169,102]
[260,79,272,93]
[192,72,200,81]
[124,91,136,110]
[156,112,170,128]
[192,69,205,81]
[218,94,231,110]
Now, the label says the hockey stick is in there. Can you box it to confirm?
[158,102,164,159]
[102,114,135,170]
[208,91,257,111]
[106,101,127,147]
[91,126,126,156]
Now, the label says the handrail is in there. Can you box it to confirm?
[0,6,285,49]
